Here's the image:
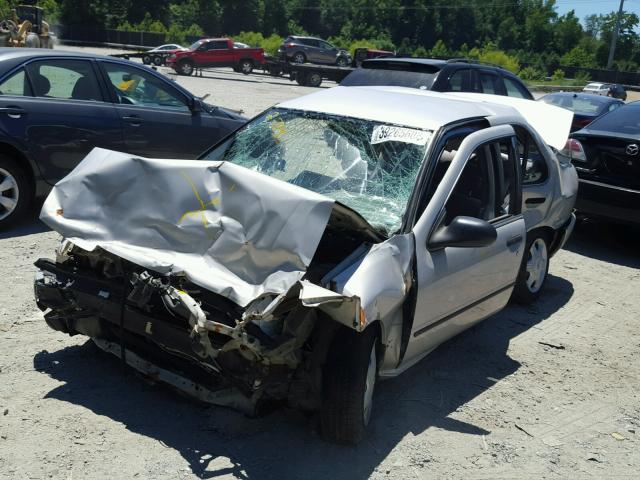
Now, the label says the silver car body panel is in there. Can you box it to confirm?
[39,148,335,307]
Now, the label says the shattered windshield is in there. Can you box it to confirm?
[203,108,432,233]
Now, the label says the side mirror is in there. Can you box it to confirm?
[428,216,497,250]
[189,97,202,114]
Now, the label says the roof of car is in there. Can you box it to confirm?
[277,86,572,150]
[279,85,518,130]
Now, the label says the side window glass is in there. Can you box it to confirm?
[444,144,495,225]
[609,102,621,112]
[25,60,102,101]
[447,69,466,91]
[0,69,31,96]
[504,77,527,99]
[102,63,189,111]
[515,127,548,184]
[478,72,501,95]
[213,40,228,50]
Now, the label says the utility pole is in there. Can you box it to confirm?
[607,0,625,69]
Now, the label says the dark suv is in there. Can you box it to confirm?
[341,58,534,99]
[278,36,351,66]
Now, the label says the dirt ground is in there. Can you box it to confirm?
[1,47,639,479]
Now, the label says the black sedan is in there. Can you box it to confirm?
[539,92,624,132]
[561,102,640,225]
[0,49,246,228]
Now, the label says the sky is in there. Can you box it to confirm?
[555,0,640,23]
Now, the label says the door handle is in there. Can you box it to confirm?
[506,235,523,247]
[525,197,545,206]
[122,115,142,126]
[0,106,27,118]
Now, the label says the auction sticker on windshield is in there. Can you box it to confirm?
[371,125,431,146]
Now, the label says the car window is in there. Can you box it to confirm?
[319,40,334,50]
[608,102,622,112]
[211,40,228,50]
[504,77,528,99]
[515,126,548,184]
[477,71,502,95]
[0,69,32,96]
[443,137,516,225]
[444,144,496,224]
[101,62,189,111]
[446,69,467,92]
[587,105,640,134]
[25,59,103,101]
[304,39,320,47]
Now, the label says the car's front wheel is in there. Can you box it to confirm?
[512,233,550,304]
[239,60,253,75]
[178,60,194,76]
[336,56,349,67]
[320,325,378,444]
[0,155,33,229]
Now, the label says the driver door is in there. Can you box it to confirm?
[403,125,526,366]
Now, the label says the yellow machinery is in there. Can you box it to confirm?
[0,2,54,48]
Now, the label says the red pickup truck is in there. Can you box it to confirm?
[166,38,264,76]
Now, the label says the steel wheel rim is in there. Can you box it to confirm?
[363,344,376,426]
[525,238,548,293]
[0,167,19,221]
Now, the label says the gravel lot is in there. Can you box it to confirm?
[1,46,639,479]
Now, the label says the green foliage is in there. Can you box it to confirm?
[430,39,449,58]
[479,48,520,73]
[519,66,545,81]
[413,46,428,58]
[551,69,565,82]
[262,33,283,56]
[561,47,597,68]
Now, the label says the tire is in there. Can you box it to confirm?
[306,72,323,87]
[142,55,151,65]
[152,56,163,66]
[178,60,194,76]
[239,60,253,75]
[0,155,33,229]
[320,326,379,444]
[295,72,307,86]
[512,232,550,304]
[336,56,349,67]
[292,52,306,64]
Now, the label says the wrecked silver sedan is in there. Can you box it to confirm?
[34,87,577,444]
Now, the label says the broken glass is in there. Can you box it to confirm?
[203,108,432,233]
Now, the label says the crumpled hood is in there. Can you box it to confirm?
[40,148,335,307]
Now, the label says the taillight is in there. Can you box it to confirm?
[574,118,592,129]
[287,43,295,47]
[561,138,587,162]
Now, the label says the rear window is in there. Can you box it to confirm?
[541,95,608,115]
[586,105,640,134]
[341,68,438,90]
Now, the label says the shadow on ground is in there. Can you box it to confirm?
[0,206,50,240]
[564,219,640,269]
[34,275,573,479]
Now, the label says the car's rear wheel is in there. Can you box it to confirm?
[239,60,253,75]
[306,72,323,87]
[292,52,306,64]
[142,55,151,65]
[0,155,33,229]
[178,60,194,76]
[512,233,550,304]
[320,325,378,444]
[153,56,163,66]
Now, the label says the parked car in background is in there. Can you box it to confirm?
[539,92,624,131]
[278,36,351,66]
[166,38,265,75]
[233,42,249,49]
[561,102,640,225]
[35,86,576,445]
[0,50,246,228]
[583,82,627,100]
[341,58,534,99]
[142,43,187,66]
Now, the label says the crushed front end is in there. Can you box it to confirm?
[35,243,337,414]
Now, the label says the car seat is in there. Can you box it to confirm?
[71,77,101,101]
[31,73,50,97]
